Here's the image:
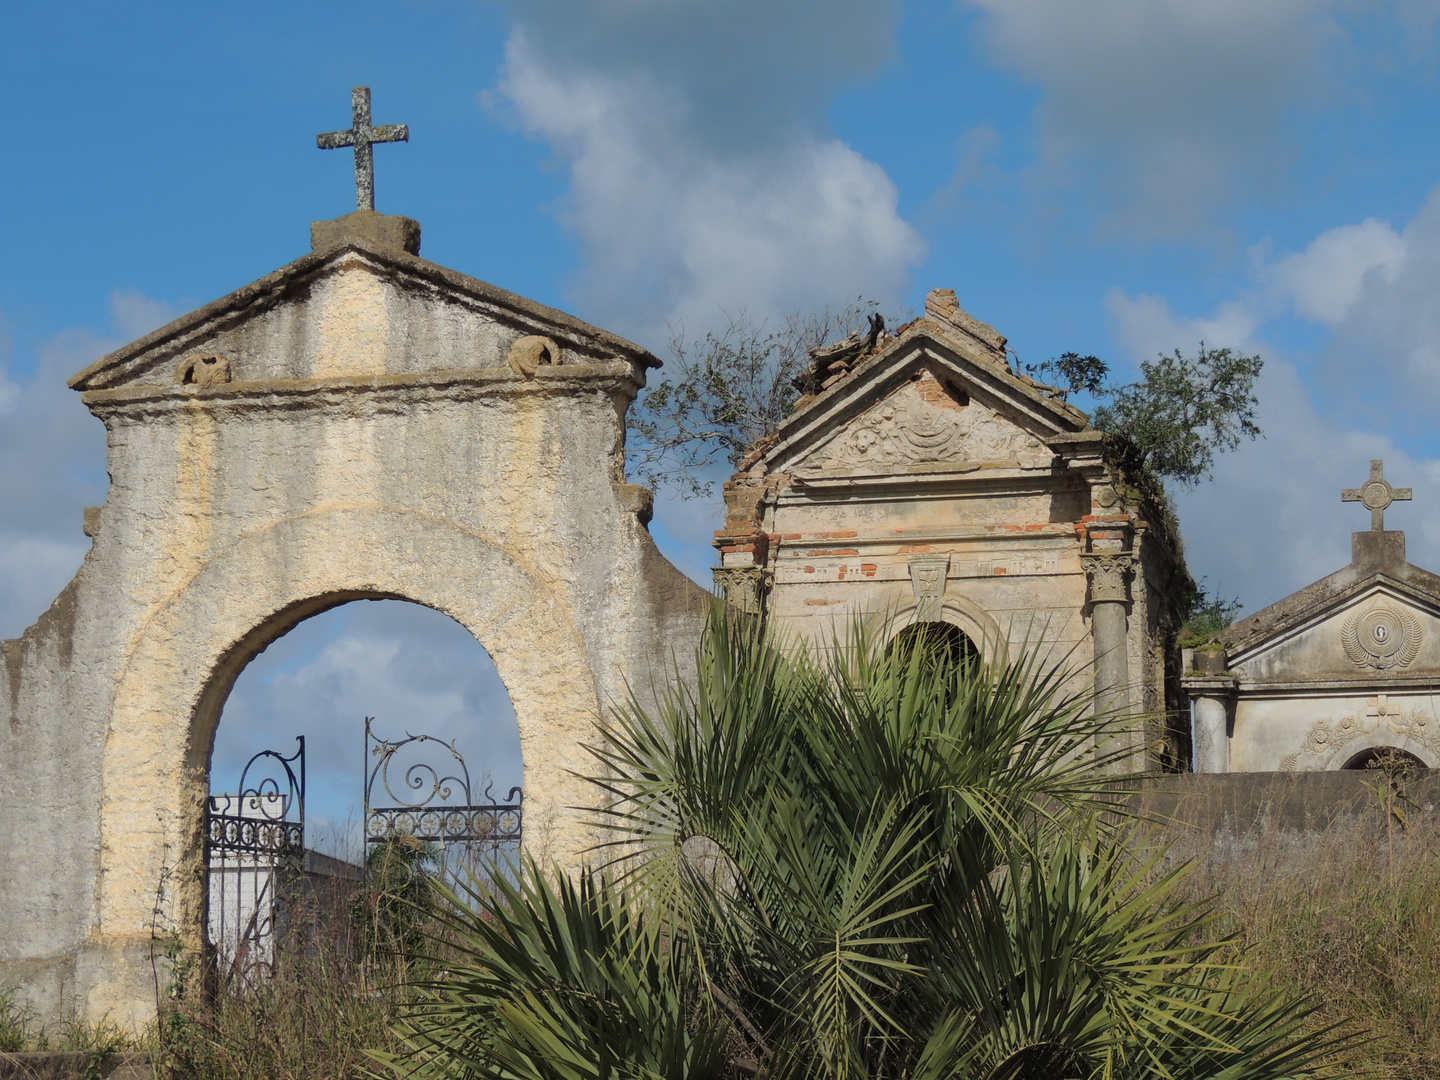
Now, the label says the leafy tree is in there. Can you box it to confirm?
[1033,344,1264,490]
[377,613,1349,1080]
[628,302,881,499]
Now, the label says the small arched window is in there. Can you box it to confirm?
[889,621,979,669]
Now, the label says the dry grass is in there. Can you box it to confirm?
[153,945,406,1080]
[1172,775,1440,1080]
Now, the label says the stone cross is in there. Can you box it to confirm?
[316,87,409,212]
[1342,459,1411,531]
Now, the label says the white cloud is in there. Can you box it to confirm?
[1244,187,1440,410]
[1172,360,1440,613]
[1104,288,1259,360]
[965,0,1353,234]
[1261,218,1404,325]
[108,289,180,340]
[492,5,925,341]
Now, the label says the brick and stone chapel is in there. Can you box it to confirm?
[712,288,1194,766]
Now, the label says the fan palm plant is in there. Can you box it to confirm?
[377,609,1353,1080]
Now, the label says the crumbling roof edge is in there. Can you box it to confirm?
[751,321,1091,473]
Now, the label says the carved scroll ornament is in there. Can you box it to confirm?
[176,353,232,388]
[907,554,951,622]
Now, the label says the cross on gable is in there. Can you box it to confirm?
[317,87,409,212]
[1342,459,1412,531]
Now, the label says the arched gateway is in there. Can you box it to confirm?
[0,209,706,1026]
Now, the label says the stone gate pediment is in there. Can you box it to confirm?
[70,234,656,393]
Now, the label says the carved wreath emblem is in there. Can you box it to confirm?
[1341,604,1422,671]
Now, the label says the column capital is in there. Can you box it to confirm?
[713,566,766,615]
[1081,551,1135,604]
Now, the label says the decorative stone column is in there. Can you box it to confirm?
[1182,651,1235,773]
[1081,551,1134,713]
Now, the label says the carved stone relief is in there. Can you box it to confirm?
[1081,552,1134,604]
[176,353,232,388]
[1290,695,1440,767]
[1341,604,1422,671]
[907,554,951,622]
[713,567,765,615]
[807,378,1046,469]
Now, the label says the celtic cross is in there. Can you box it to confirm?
[1342,459,1411,531]
[317,87,409,212]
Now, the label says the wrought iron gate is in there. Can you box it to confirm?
[363,717,522,880]
[205,737,305,987]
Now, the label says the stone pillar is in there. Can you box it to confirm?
[1183,653,1235,773]
[1081,552,1134,711]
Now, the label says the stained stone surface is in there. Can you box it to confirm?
[0,215,706,1029]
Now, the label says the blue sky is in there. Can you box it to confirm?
[6,0,1440,845]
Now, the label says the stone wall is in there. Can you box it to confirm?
[0,225,708,1029]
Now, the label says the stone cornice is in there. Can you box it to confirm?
[1180,674,1239,695]
[81,361,641,420]
[1228,675,1440,696]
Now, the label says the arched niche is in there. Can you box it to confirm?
[1327,730,1439,772]
[1341,745,1433,772]
[879,596,1008,667]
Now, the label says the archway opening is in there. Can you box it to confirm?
[205,598,521,985]
[889,621,980,670]
[1341,746,1429,774]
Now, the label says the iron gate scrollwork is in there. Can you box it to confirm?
[363,717,522,877]
[205,737,305,988]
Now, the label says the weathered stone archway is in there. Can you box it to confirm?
[0,214,707,1027]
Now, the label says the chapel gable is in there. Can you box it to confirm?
[1228,587,1440,683]
[792,365,1054,476]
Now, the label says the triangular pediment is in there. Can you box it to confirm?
[1229,583,1440,682]
[760,323,1088,478]
[70,235,655,393]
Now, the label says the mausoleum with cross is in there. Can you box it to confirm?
[1183,459,1440,772]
